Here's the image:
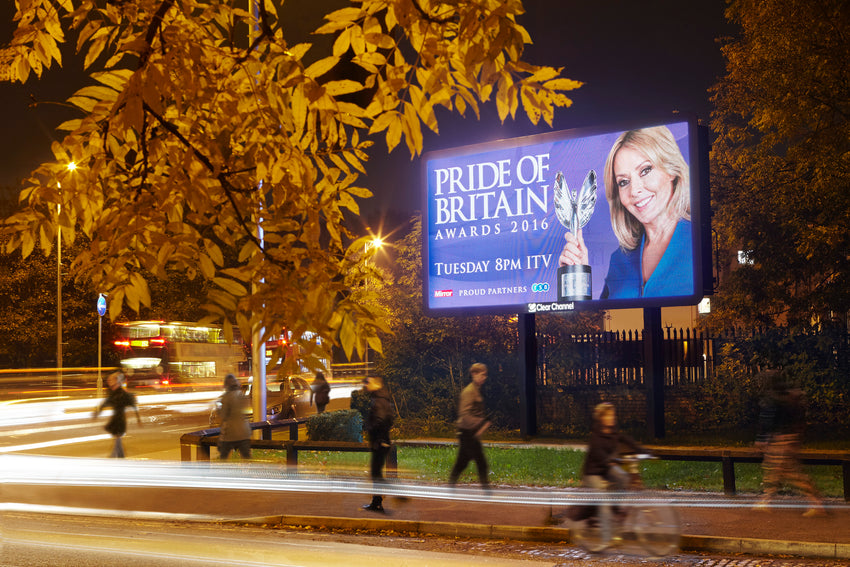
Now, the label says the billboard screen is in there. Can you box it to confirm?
[422,117,707,316]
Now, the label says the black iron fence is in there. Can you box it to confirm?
[539,328,716,389]
[537,326,850,389]
[534,326,850,435]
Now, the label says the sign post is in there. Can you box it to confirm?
[97,294,107,398]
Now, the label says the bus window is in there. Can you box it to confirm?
[113,321,247,390]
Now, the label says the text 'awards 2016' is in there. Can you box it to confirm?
[554,169,597,302]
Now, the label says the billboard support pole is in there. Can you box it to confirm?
[643,307,665,439]
[518,313,538,438]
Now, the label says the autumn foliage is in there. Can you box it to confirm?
[709,0,850,329]
[0,0,579,371]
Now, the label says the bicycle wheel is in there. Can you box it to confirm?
[571,503,619,554]
[632,505,680,556]
[571,517,611,553]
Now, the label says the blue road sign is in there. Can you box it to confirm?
[97,294,107,317]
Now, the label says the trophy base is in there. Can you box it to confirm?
[558,264,591,302]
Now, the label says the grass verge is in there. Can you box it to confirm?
[255,444,846,498]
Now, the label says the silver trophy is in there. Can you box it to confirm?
[554,169,597,301]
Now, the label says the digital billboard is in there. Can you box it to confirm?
[422,116,707,316]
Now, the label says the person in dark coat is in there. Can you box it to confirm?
[754,368,824,517]
[448,363,491,488]
[310,371,331,414]
[362,376,394,513]
[582,402,646,490]
[93,372,141,458]
[568,402,646,526]
[217,373,252,460]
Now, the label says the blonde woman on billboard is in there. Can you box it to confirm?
[558,125,692,299]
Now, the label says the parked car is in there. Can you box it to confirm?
[265,374,313,420]
[209,374,313,426]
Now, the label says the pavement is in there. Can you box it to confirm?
[4,441,850,562]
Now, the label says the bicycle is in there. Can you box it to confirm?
[567,454,681,556]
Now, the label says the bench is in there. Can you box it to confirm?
[179,418,306,461]
[648,446,850,502]
[179,420,397,478]
[284,440,398,478]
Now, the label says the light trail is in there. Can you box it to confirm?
[0,434,112,453]
[0,386,357,455]
[0,391,221,429]
[0,420,100,438]
[1,454,846,512]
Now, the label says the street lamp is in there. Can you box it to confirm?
[56,185,63,392]
[366,236,383,253]
[363,236,383,377]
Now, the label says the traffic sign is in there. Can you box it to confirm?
[97,294,107,317]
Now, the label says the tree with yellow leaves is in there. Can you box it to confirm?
[0,0,580,372]
[709,0,849,330]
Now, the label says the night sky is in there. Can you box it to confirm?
[0,1,736,229]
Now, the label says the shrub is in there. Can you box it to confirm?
[305,409,363,442]
[349,388,370,425]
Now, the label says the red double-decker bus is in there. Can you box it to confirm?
[112,321,248,389]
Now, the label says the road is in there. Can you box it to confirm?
[2,512,543,567]
[0,381,356,460]
[2,512,847,567]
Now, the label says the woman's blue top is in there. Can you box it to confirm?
[600,219,693,299]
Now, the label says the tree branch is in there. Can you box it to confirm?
[410,0,457,24]
[141,102,265,255]
[139,0,176,69]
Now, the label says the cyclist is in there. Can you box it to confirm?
[569,403,678,555]
[583,402,647,489]
[579,402,648,524]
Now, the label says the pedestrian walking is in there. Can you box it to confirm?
[448,362,490,489]
[93,372,141,458]
[217,373,252,460]
[362,376,394,513]
[754,368,825,517]
[310,371,331,414]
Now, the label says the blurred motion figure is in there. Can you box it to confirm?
[362,376,394,513]
[755,368,824,517]
[448,363,491,489]
[217,373,252,460]
[310,371,331,414]
[582,402,646,491]
[93,372,141,458]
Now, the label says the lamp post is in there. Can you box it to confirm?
[56,162,76,393]
[56,194,62,393]
[363,236,383,378]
